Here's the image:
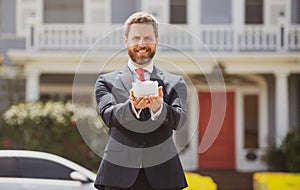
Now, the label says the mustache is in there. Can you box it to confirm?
[134,47,150,52]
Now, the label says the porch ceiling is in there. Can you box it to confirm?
[6,49,300,75]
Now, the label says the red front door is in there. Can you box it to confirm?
[198,91,235,169]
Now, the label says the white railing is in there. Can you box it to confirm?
[288,25,300,50]
[159,24,193,51]
[239,25,278,51]
[199,25,235,51]
[26,22,300,52]
[27,23,124,50]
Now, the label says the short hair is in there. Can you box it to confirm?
[124,12,158,38]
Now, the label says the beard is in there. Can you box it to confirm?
[128,46,156,65]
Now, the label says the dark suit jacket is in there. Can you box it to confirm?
[94,65,188,189]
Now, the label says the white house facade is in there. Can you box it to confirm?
[1,0,300,172]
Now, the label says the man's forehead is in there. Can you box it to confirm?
[128,23,155,36]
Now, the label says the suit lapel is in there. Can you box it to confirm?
[118,65,134,93]
[151,66,168,103]
[117,65,165,95]
[150,66,165,86]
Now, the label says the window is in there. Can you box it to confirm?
[244,95,259,148]
[245,0,263,24]
[0,157,19,177]
[18,158,73,180]
[170,0,187,24]
[44,0,83,23]
[111,0,141,23]
[201,0,232,24]
[291,0,300,24]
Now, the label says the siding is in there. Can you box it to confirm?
[111,0,141,23]
[0,0,16,34]
[201,0,232,24]
[0,38,25,61]
[289,74,300,128]
[291,0,300,24]
[263,74,276,145]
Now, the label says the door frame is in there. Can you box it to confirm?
[235,75,268,171]
[193,74,268,171]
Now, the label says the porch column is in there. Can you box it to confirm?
[275,72,290,146]
[187,0,200,51]
[25,70,40,102]
[232,0,244,51]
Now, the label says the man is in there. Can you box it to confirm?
[94,12,188,190]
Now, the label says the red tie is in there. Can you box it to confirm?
[135,68,145,81]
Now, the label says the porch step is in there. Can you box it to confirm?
[197,170,253,190]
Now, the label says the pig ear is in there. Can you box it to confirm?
[129,90,134,97]
[158,86,163,97]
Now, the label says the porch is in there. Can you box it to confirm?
[26,22,300,52]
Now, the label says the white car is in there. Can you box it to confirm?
[0,150,97,190]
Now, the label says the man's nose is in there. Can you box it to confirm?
[137,38,146,46]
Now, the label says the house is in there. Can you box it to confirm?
[1,0,300,172]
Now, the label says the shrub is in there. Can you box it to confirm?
[263,146,286,171]
[283,127,300,172]
[185,172,217,190]
[0,101,107,171]
[253,172,300,190]
[263,127,300,172]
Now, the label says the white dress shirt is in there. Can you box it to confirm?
[127,60,163,120]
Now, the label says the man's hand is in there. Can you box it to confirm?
[149,86,163,113]
[130,86,164,112]
[130,90,150,111]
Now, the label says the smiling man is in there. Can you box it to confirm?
[94,12,188,190]
[126,23,157,65]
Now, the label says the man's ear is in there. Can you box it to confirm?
[156,36,160,44]
[124,36,128,47]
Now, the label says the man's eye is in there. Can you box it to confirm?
[144,37,152,41]
[133,37,140,41]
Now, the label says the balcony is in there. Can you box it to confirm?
[26,22,300,53]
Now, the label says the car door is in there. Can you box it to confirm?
[17,157,93,190]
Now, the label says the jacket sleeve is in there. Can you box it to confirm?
[95,74,138,128]
[95,74,187,131]
[153,76,187,130]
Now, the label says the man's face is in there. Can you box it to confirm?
[125,24,159,66]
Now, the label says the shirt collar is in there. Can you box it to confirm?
[127,59,154,73]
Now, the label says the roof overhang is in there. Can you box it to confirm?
[7,49,300,75]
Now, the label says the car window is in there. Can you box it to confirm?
[0,157,19,177]
[18,157,73,180]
